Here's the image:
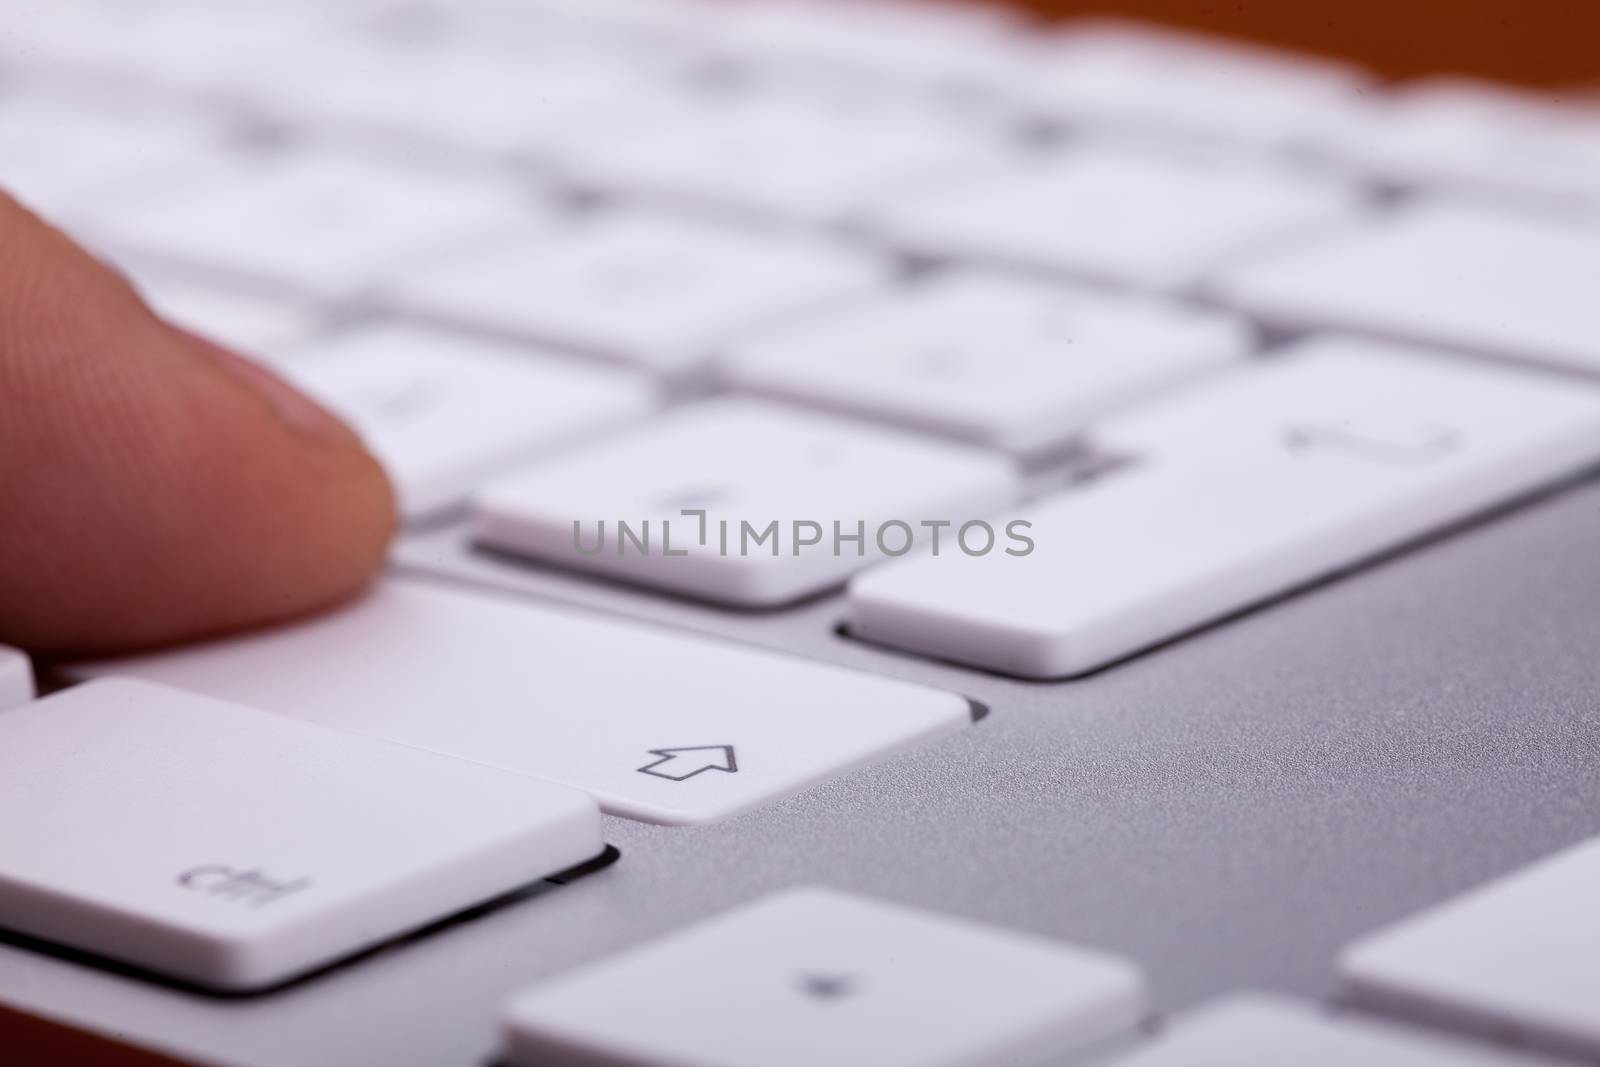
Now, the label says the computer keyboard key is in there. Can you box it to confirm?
[1340,835,1600,1059]
[0,677,602,992]
[567,93,1001,224]
[1104,994,1543,1066]
[502,887,1147,1067]
[0,1,320,100]
[241,36,663,160]
[1213,200,1600,374]
[96,155,549,299]
[849,336,1600,678]
[385,213,887,374]
[73,578,971,825]
[0,645,33,711]
[281,325,658,519]
[0,102,226,231]
[868,142,1361,290]
[516,0,740,48]
[1029,21,1371,149]
[132,272,324,361]
[0,0,147,75]
[725,271,1250,453]
[473,398,1020,606]
[1328,79,1600,213]
[719,0,1024,91]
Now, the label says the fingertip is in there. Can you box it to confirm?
[0,215,399,653]
[86,327,402,653]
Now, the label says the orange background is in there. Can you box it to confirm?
[988,0,1600,85]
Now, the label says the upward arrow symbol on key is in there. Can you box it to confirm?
[636,746,738,782]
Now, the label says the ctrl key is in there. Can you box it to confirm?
[503,887,1147,1067]
[0,678,603,992]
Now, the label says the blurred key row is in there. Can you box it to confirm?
[4,0,1599,689]
[6,0,1598,208]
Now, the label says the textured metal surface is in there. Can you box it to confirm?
[2,476,1598,1067]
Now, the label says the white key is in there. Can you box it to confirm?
[567,92,1000,224]
[0,101,223,229]
[1028,20,1371,149]
[724,271,1251,453]
[282,325,658,519]
[0,677,600,991]
[398,62,665,160]
[0,0,197,80]
[516,0,739,48]
[73,578,971,825]
[849,336,1600,678]
[0,0,132,73]
[473,398,1020,606]
[1340,835,1600,1060]
[130,272,323,361]
[385,213,886,373]
[868,142,1361,290]
[237,37,657,158]
[0,1,325,98]
[1213,200,1600,374]
[503,887,1147,1067]
[1106,994,1542,1066]
[1330,79,1600,213]
[718,0,1024,92]
[96,154,549,299]
[0,645,34,711]
[142,30,399,113]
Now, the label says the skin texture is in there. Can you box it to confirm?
[0,192,395,655]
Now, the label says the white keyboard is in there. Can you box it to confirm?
[3,1,1599,1065]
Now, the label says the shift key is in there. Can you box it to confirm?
[72,578,971,825]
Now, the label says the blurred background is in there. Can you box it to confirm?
[1000,0,1600,86]
[2,0,1596,526]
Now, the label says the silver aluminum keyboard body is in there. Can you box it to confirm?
[2,1,1598,1064]
[8,486,1600,1065]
